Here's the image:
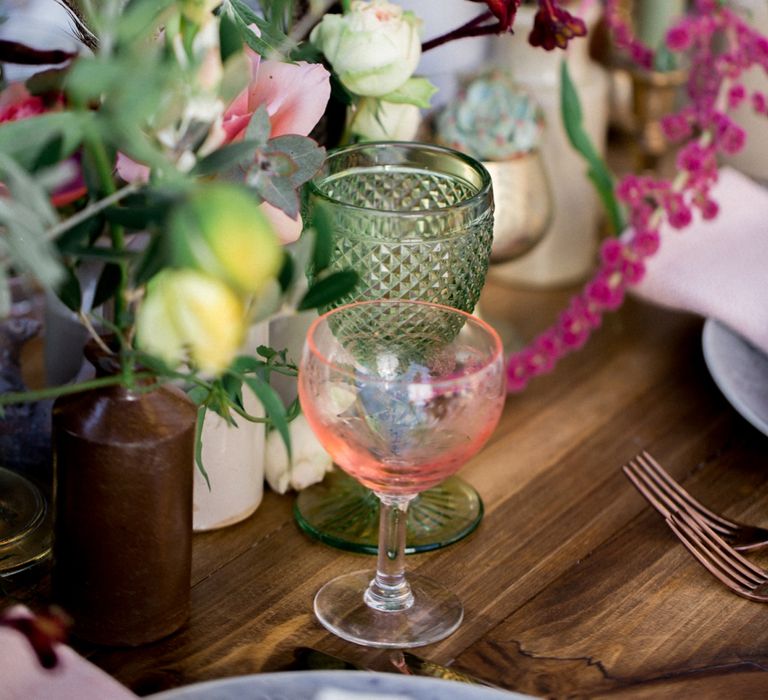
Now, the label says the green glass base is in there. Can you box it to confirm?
[294,470,483,555]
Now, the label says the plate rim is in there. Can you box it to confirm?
[145,669,530,700]
[701,318,768,436]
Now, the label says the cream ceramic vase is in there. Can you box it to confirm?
[193,322,268,531]
[490,2,609,286]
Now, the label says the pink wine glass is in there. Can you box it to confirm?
[299,299,505,648]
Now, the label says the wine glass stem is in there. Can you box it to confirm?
[364,494,415,613]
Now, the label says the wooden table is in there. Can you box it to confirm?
[4,280,768,699]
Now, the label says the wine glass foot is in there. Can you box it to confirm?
[294,471,483,554]
[314,569,463,648]
[0,467,51,576]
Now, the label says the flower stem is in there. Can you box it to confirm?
[45,182,140,242]
[0,372,155,408]
[422,12,497,53]
[83,130,133,386]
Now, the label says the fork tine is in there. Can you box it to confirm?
[639,451,737,530]
[669,512,764,591]
[677,510,768,581]
[666,513,754,596]
[623,459,678,520]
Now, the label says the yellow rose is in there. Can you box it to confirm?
[169,184,283,296]
[136,269,245,375]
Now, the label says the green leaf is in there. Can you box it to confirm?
[58,265,82,312]
[264,151,299,178]
[267,135,325,187]
[194,406,211,490]
[226,0,295,58]
[245,106,272,146]
[219,8,243,63]
[0,112,84,170]
[134,233,167,286]
[560,61,626,235]
[277,250,294,291]
[92,263,123,308]
[56,215,105,254]
[250,172,299,218]
[231,355,267,374]
[310,204,334,272]
[242,374,291,459]
[381,77,438,109]
[298,270,358,311]
[193,140,261,176]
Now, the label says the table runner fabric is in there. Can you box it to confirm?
[0,607,137,700]
[631,166,768,356]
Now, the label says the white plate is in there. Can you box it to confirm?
[702,318,768,435]
[147,670,534,700]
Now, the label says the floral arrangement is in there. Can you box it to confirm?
[0,0,588,483]
[506,0,768,391]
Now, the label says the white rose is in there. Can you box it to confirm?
[265,414,334,494]
[351,98,421,141]
[310,0,422,97]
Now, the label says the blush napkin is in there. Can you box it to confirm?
[0,607,137,700]
[631,166,768,356]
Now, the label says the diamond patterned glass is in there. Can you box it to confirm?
[304,143,494,312]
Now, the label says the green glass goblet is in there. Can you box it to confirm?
[295,141,495,554]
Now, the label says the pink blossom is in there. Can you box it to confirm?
[221,50,330,142]
[666,25,693,52]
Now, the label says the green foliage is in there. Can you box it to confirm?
[560,61,626,236]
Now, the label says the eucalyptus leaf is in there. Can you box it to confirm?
[193,140,261,176]
[268,135,325,187]
[245,106,272,147]
[250,172,299,218]
[264,151,299,178]
[298,270,358,311]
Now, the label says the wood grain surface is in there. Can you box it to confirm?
[3,281,768,699]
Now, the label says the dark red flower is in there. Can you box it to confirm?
[528,0,587,50]
[464,0,521,32]
[1,607,71,669]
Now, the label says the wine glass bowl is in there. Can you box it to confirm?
[299,300,505,648]
[304,141,494,312]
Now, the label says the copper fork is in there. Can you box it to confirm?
[666,510,768,602]
[622,450,768,552]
